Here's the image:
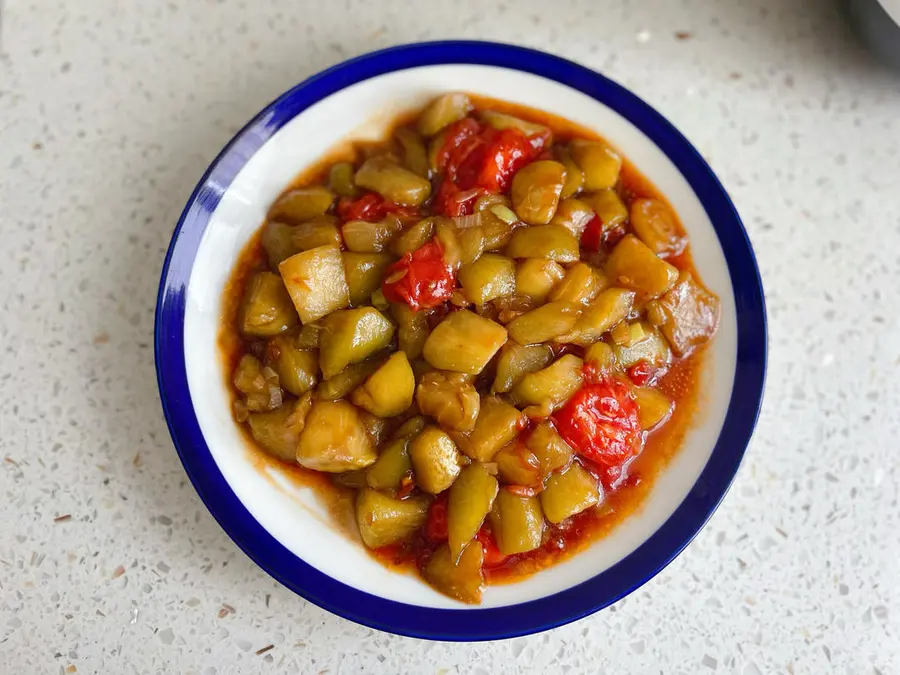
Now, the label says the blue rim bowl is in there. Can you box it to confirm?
[154,40,767,641]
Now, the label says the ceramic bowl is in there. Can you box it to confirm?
[155,41,767,641]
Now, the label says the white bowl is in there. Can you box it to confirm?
[155,41,767,640]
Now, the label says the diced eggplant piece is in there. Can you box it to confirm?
[417,93,473,137]
[458,254,516,305]
[278,245,350,324]
[294,323,321,349]
[515,258,566,303]
[390,217,436,256]
[489,490,544,555]
[356,488,429,548]
[233,354,283,412]
[354,157,432,207]
[416,370,480,432]
[328,161,358,198]
[510,161,567,225]
[342,217,404,253]
[366,438,413,491]
[506,301,581,345]
[448,463,499,561]
[455,396,525,462]
[423,542,484,604]
[479,110,550,139]
[481,213,517,251]
[390,302,430,361]
[540,462,601,524]
[630,198,687,257]
[358,409,392,446]
[351,352,415,418]
[524,420,573,475]
[296,399,377,472]
[316,358,382,400]
[247,394,313,463]
[261,221,300,269]
[342,252,394,307]
[569,140,622,191]
[290,216,342,251]
[240,271,300,337]
[549,197,595,237]
[657,272,720,356]
[318,307,394,379]
[409,426,462,494]
[556,147,584,199]
[491,341,554,393]
[267,335,318,396]
[586,189,628,229]
[422,310,507,375]
[605,235,679,300]
[549,262,608,305]
[512,354,584,416]
[556,288,635,345]
[505,225,580,262]
[392,414,427,440]
[493,442,542,486]
[395,127,431,177]
[268,186,336,223]
[612,321,672,368]
[633,386,674,430]
[583,341,619,373]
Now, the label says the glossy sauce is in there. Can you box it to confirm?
[218,96,710,586]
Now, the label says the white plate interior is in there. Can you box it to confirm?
[183,64,738,608]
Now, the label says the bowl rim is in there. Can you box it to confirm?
[154,40,767,641]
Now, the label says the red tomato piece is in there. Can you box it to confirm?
[553,377,641,468]
[433,179,482,217]
[382,239,456,311]
[580,215,604,251]
[436,118,482,175]
[336,192,418,222]
[476,527,509,569]
[472,128,536,192]
[424,493,449,544]
[336,192,384,221]
[626,360,662,386]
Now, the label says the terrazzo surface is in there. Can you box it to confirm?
[1,0,899,673]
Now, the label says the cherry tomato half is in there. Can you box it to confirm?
[553,377,641,468]
[382,239,456,311]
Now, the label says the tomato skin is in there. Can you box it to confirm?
[581,217,626,252]
[472,128,535,192]
[581,215,604,251]
[433,179,482,217]
[476,527,509,568]
[553,378,641,468]
[382,239,456,311]
[336,192,418,222]
[437,118,483,177]
[439,120,541,193]
[424,493,449,544]
[626,360,661,386]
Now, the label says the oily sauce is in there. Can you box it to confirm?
[218,95,711,587]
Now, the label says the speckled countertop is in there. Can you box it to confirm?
[2,1,899,673]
